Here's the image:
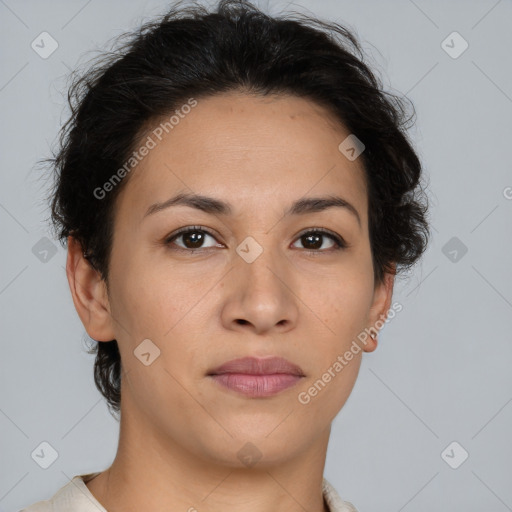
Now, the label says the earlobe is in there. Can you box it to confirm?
[66,236,116,342]
[364,330,378,353]
[363,267,396,353]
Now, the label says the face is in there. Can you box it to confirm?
[69,91,394,468]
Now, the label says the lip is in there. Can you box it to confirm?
[208,356,305,376]
[208,356,305,398]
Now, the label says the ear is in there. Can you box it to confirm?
[363,266,396,353]
[66,236,116,342]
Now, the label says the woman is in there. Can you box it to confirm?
[24,0,429,510]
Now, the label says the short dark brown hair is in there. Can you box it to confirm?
[44,0,430,415]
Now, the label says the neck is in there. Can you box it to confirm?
[87,399,332,512]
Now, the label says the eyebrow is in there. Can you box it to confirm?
[144,192,361,226]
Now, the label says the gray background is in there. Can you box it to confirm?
[1,0,511,510]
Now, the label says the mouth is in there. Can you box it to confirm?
[207,356,305,398]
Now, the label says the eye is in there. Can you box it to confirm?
[291,228,347,253]
[164,226,348,254]
[165,226,221,252]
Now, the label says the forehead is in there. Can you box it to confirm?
[115,91,368,223]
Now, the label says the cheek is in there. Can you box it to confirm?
[334,283,374,338]
[336,245,376,329]
[316,266,375,340]
[108,262,207,379]
[110,252,203,340]
[109,271,204,425]
[293,330,363,431]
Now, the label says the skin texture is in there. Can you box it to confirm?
[66,91,395,512]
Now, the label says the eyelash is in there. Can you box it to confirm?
[164,225,348,255]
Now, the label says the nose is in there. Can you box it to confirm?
[220,250,300,336]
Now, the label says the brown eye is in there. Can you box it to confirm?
[165,226,220,251]
[292,229,347,252]
[164,226,347,254]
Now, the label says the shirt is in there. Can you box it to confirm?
[20,472,358,512]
